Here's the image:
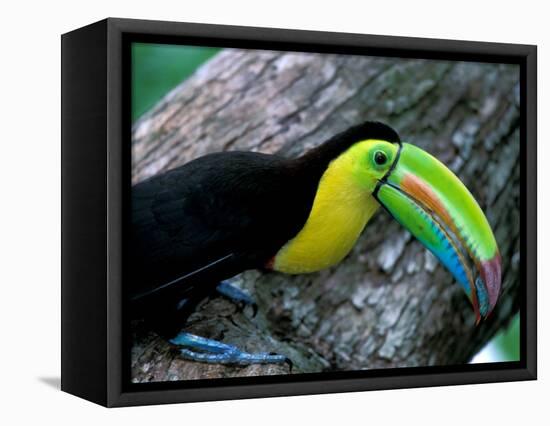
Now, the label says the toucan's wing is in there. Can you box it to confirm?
[130,151,314,306]
[130,253,235,302]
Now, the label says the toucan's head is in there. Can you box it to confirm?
[323,122,501,322]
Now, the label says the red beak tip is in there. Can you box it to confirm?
[480,253,502,315]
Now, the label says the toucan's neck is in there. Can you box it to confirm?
[270,122,399,273]
[273,145,380,274]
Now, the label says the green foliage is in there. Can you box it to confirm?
[493,313,520,361]
[131,43,220,122]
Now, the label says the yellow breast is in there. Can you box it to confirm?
[273,146,379,274]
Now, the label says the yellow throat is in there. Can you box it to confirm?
[273,141,380,274]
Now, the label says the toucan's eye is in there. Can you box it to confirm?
[374,151,388,166]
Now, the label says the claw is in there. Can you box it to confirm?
[170,332,289,366]
[216,279,258,316]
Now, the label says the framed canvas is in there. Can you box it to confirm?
[61,17,537,407]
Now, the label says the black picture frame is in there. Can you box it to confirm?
[61,17,537,407]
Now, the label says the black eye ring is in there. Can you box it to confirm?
[374,151,387,165]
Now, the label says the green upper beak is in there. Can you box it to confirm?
[374,143,501,323]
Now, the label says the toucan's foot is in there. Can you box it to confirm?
[170,332,290,366]
[216,279,257,316]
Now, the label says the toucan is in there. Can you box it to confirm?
[131,121,501,365]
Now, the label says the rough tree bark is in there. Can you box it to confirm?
[131,50,520,382]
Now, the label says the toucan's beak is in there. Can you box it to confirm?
[375,143,501,323]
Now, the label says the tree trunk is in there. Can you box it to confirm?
[130,50,520,382]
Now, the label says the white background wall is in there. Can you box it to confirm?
[1,1,545,424]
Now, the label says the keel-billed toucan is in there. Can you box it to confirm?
[131,121,501,365]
